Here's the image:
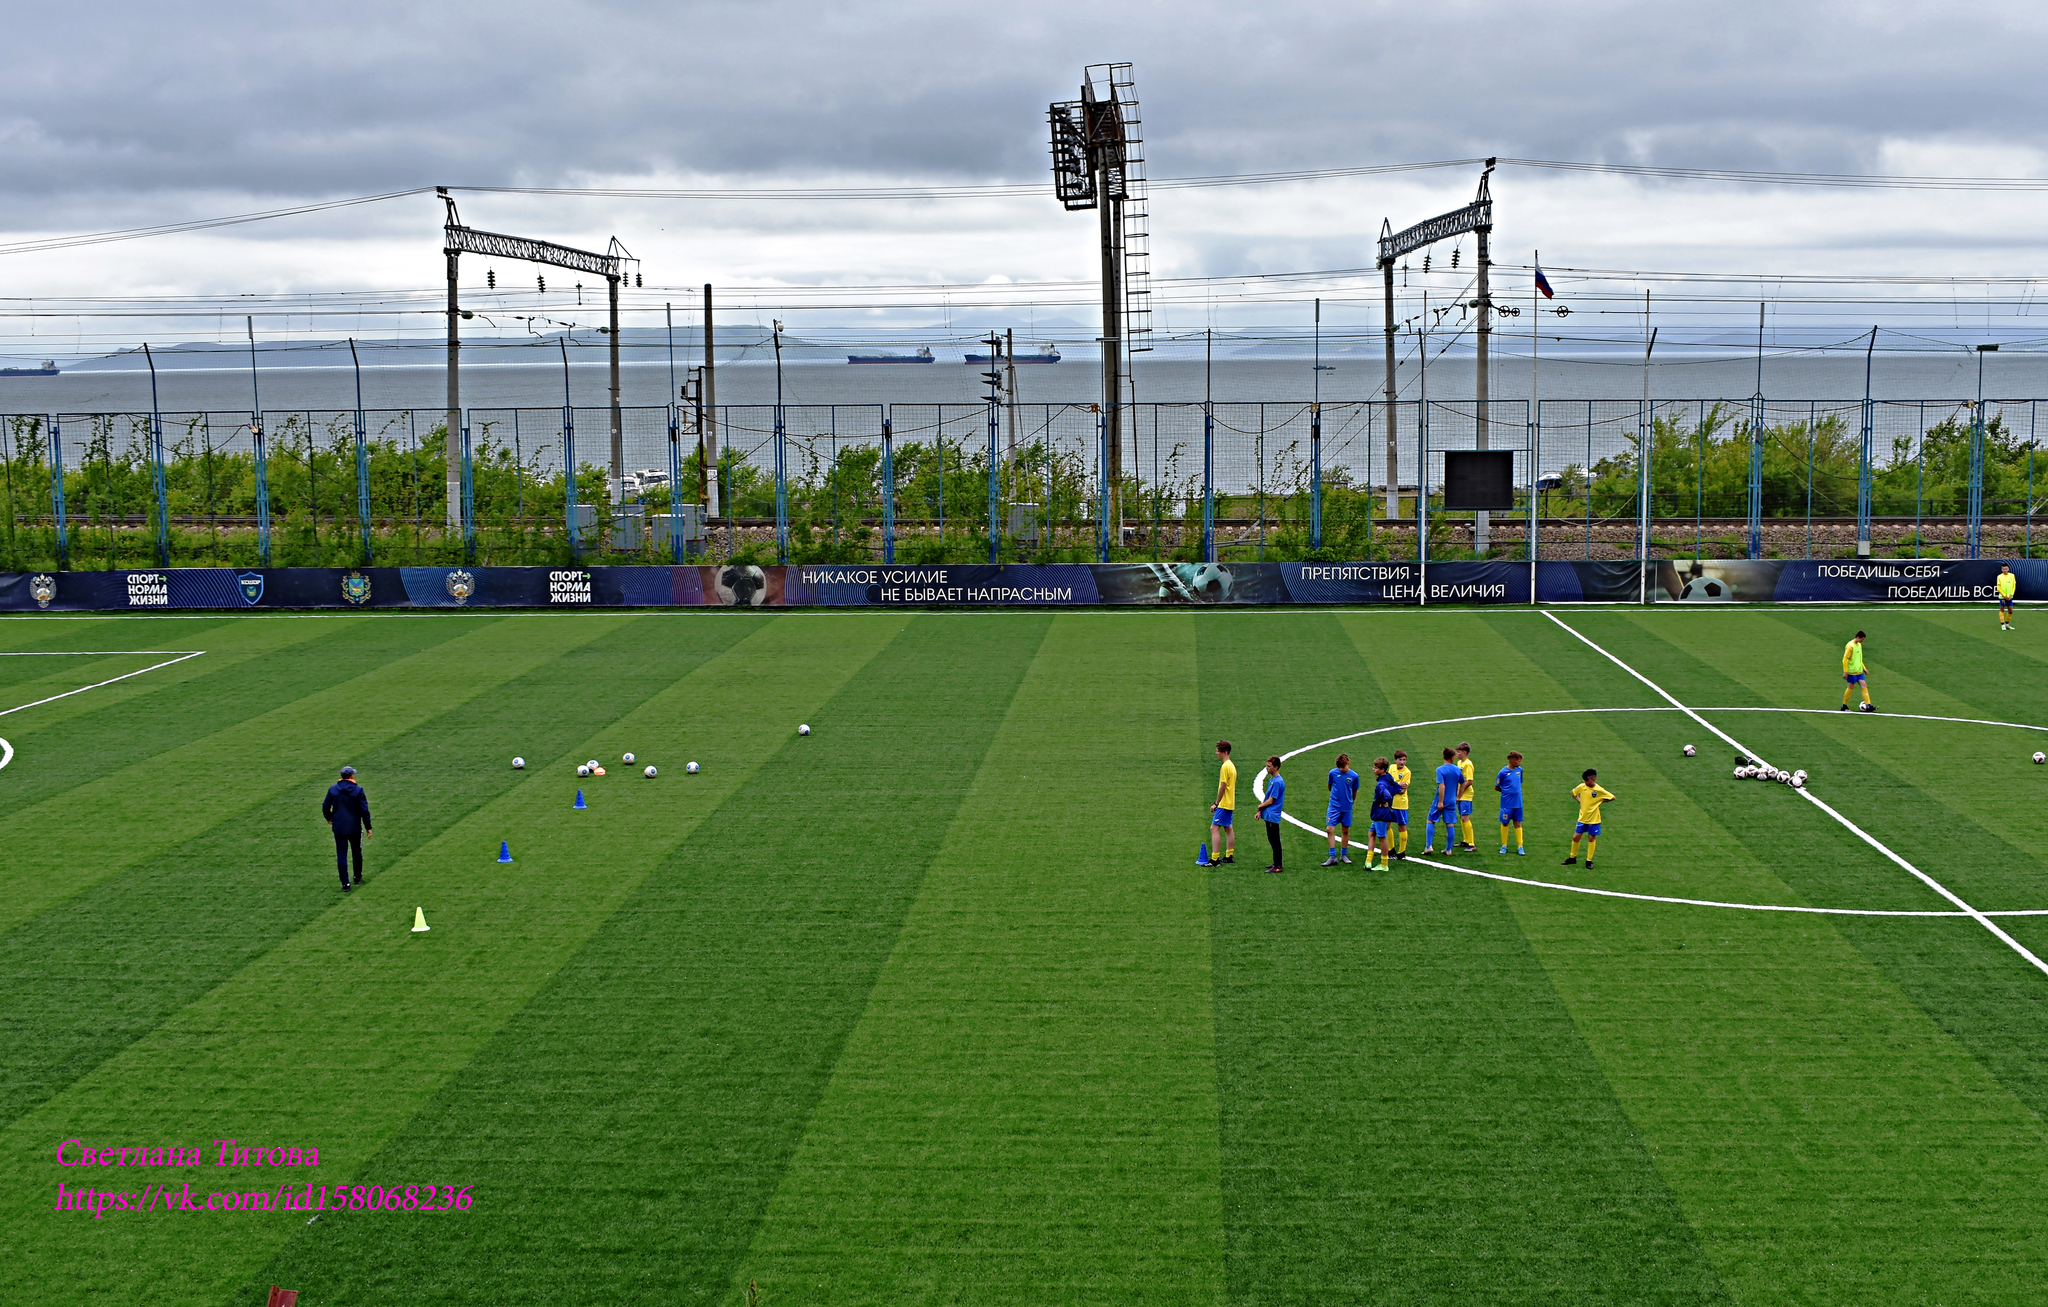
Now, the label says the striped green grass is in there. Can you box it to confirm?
[4,606,2047,1305]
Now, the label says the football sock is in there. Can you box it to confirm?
[1460,818,1475,845]
[1514,824,1525,850]
[1584,837,1597,861]
[1398,828,1409,853]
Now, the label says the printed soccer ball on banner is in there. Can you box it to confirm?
[512,757,525,770]
[686,761,700,773]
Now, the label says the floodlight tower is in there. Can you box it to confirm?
[1050,63,1152,535]
[1378,160,1495,542]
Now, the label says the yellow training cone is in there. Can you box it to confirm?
[411,907,431,933]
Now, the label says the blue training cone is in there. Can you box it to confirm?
[573,790,587,810]
[497,841,513,863]
[1196,841,1212,867]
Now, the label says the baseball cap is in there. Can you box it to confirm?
[340,766,356,777]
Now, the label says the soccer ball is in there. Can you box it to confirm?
[686,761,700,773]
[1732,768,1744,778]
[1735,766,1753,779]
[798,724,811,736]
[623,752,635,764]
[1858,703,1875,713]
[1756,768,1774,782]
[1683,745,1696,757]
[587,759,600,770]
[643,765,657,778]
[1792,770,1808,787]
[577,764,591,778]
[2034,752,2046,765]
[593,766,607,777]
[512,757,525,770]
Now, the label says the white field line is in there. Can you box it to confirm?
[0,651,206,719]
[0,738,11,770]
[0,650,200,655]
[1542,611,2048,978]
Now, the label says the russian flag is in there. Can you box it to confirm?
[1534,264,1555,299]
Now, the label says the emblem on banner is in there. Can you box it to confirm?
[236,572,265,605]
[29,574,56,609]
[341,572,372,606]
[444,569,475,605]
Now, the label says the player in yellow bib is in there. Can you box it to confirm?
[1388,750,1412,859]
[1561,768,1615,870]
[1840,630,1874,712]
[1998,564,2017,631]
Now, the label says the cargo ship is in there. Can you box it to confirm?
[963,345,1060,364]
[0,360,58,376]
[846,347,935,364]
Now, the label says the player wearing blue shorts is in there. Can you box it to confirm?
[1455,742,1479,852]
[1425,747,1463,855]
[1365,757,1404,870]
[1562,768,1616,870]
[1495,750,1525,855]
[1208,741,1237,865]
[1322,752,1360,866]
[1840,630,1874,712]
[1389,750,1412,859]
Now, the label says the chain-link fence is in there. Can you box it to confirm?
[5,397,2041,570]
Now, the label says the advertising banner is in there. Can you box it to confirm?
[0,558,2036,612]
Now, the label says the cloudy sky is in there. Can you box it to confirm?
[6,0,2048,353]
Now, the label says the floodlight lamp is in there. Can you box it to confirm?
[1978,343,1999,352]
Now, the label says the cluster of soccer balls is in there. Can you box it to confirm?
[509,754,698,777]
[1732,754,1806,788]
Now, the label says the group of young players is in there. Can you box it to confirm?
[1206,740,1615,875]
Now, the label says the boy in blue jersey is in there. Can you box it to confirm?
[1323,752,1361,866]
[1495,750,1526,855]
[1425,747,1464,855]
[1366,756,1404,870]
[1255,755,1286,874]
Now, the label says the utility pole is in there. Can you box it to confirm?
[1381,226,1399,519]
[609,270,622,496]
[1472,162,1494,555]
[1005,327,1019,469]
[703,284,718,518]
[441,189,462,529]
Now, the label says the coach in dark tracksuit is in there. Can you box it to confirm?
[322,766,372,891]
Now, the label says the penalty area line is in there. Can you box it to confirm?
[0,651,206,719]
[1542,611,2048,979]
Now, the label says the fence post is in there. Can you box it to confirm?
[1309,403,1323,552]
[252,413,271,566]
[1746,396,1765,559]
[150,412,170,567]
[1528,399,1539,587]
[1203,399,1216,562]
[881,414,895,564]
[1416,399,1428,604]
[355,405,371,564]
[1857,397,1875,559]
[564,405,579,558]
[1097,407,1110,562]
[50,416,68,567]
[667,403,684,563]
[773,405,788,564]
[1967,399,1986,560]
[460,417,476,563]
[987,400,1001,563]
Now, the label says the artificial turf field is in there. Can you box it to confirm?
[4,604,2048,1306]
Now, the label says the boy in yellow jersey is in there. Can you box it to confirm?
[1998,564,2017,630]
[1561,768,1616,870]
[1454,742,1479,853]
[1840,630,1875,712]
[1389,750,1413,859]
[1209,741,1237,865]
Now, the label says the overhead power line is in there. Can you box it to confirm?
[12,154,2048,260]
